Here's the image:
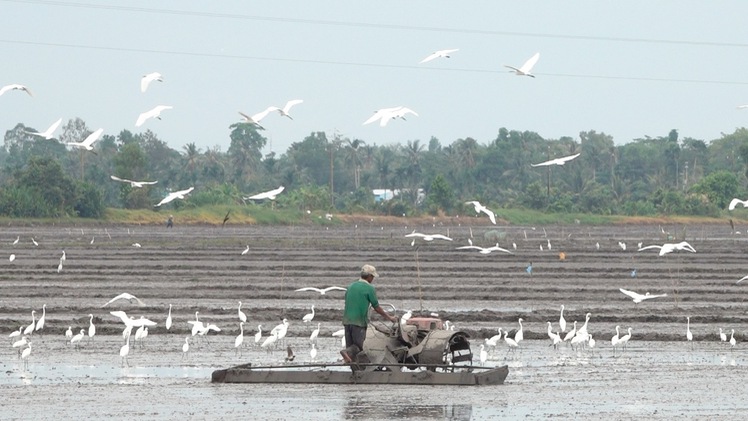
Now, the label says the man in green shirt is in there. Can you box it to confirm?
[340,264,397,365]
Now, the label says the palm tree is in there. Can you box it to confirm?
[344,138,365,189]
[182,142,201,185]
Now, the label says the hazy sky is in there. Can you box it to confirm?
[2,1,748,156]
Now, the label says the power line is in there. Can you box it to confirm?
[2,38,747,86]
[4,0,748,48]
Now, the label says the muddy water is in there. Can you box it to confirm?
[1,222,747,419]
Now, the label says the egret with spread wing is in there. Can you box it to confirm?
[456,243,513,255]
[531,153,581,167]
[110,175,158,188]
[135,105,173,127]
[404,231,453,242]
[295,286,347,295]
[728,198,748,210]
[66,128,103,152]
[245,186,284,201]
[638,241,696,256]
[465,200,496,224]
[619,288,668,303]
[504,52,540,77]
[276,99,303,119]
[155,187,194,207]
[0,84,33,96]
[420,48,459,64]
[238,106,278,129]
[141,72,163,92]
[102,293,146,307]
[25,118,62,139]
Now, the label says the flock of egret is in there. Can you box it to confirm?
[6,293,340,368]
[479,306,739,362]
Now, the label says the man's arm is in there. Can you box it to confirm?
[373,305,397,323]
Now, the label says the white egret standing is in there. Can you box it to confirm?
[9,326,22,344]
[35,304,46,333]
[65,326,73,342]
[254,325,263,345]
[686,316,693,350]
[310,343,317,362]
[719,328,727,342]
[182,337,190,360]
[611,325,621,356]
[729,329,736,350]
[302,305,315,323]
[120,335,130,367]
[562,321,577,343]
[88,314,96,343]
[261,333,278,351]
[165,304,173,330]
[514,318,524,343]
[21,341,32,369]
[479,344,488,366]
[310,323,321,344]
[235,322,245,356]
[503,330,519,353]
[12,336,28,357]
[559,305,566,332]
[238,301,247,323]
[22,311,36,336]
[71,329,85,349]
[577,313,592,337]
[618,328,632,352]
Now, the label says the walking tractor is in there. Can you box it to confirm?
[212,305,508,386]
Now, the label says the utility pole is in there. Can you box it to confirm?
[329,130,340,209]
[546,145,551,197]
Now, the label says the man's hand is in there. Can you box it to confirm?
[389,315,398,323]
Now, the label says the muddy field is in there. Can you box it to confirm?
[1,220,747,420]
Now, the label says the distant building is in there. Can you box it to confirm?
[372,188,425,204]
[372,189,399,202]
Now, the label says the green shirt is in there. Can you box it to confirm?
[342,279,380,327]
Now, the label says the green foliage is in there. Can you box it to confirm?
[5,116,748,220]
[689,170,739,209]
[75,182,104,218]
[425,174,454,214]
[0,185,50,217]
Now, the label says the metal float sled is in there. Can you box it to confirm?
[212,315,508,386]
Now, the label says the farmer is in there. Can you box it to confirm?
[340,264,397,365]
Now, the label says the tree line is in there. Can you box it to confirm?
[3,117,748,219]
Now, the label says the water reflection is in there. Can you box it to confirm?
[344,396,472,420]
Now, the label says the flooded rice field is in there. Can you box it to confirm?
[1,220,747,420]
